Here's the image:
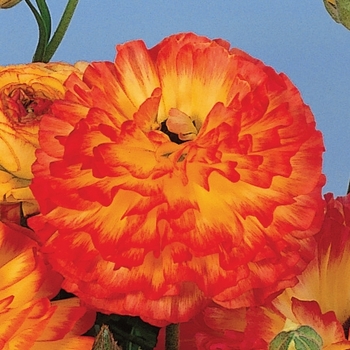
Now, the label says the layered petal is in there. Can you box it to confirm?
[273,193,350,329]
[0,221,95,349]
[0,62,86,218]
[30,33,325,325]
[177,298,350,349]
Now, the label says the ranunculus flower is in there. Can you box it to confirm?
[0,62,86,219]
[175,194,350,349]
[0,221,95,349]
[178,298,350,349]
[273,193,350,334]
[29,32,325,326]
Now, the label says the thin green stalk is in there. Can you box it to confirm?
[25,0,48,62]
[35,0,51,38]
[43,0,79,62]
[165,323,179,350]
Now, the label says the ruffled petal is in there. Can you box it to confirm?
[30,32,325,325]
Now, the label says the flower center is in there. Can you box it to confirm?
[1,85,53,125]
[160,108,198,145]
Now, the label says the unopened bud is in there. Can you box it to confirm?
[92,325,121,350]
[0,0,22,9]
[323,0,350,30]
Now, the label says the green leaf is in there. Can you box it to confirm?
[269,325,323,350]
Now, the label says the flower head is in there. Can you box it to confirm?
[0,221,95,349]
[0,62,86,218]
[30,33,325,326]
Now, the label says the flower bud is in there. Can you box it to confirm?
[92,325,121,350]
[324,0,350,30]
[0,0,22,9]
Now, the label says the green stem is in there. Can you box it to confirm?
[165,323,179,350]
[42,0,79,62]
[25,0,48,62]
[35,0,51,39]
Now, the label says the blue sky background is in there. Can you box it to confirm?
[1,1,349,196]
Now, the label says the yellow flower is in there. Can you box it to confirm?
[0,62,86,218]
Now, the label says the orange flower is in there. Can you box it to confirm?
[178,298,350,349]
[29,33,325,326]
[0,221,95,349]
[179,193,350,349]
[273,193,350,333]
[0,62,86,219]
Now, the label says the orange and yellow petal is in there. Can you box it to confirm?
[30,32,325,324]
[274,193,350,328]
[235,299,350,349]
[0,221,95,348]
[179,298,350,349]
[2,297,95,349]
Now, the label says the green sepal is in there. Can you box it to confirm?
[92,325,120,350]
[269,325,323,350]
[95,313,160,350]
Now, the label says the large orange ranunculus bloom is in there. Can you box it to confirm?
[0,62,86,219]
[29,33,325,326]
[273,193,350,331]
[0,221,95,349]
